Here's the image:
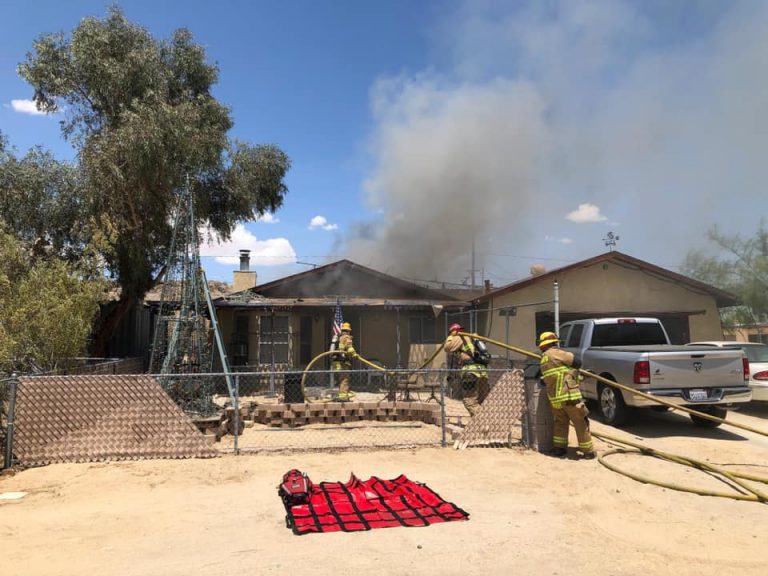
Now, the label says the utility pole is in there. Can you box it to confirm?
[471,237,476,289]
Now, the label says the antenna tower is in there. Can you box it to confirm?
[148,182,232,413]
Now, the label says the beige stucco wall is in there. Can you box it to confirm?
[724,325,768,343]
[483,261,725,356]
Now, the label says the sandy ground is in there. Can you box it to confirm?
[2,405,768,576]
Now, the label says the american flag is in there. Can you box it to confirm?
[332,298,344,338]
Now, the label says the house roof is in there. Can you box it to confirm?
[144,280,233,304]
[221,259,468,307]
[475,251,739,308]
[215,296,467,310]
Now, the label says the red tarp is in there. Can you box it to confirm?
[282,473,469,535]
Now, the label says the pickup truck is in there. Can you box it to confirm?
[558,317,752,427]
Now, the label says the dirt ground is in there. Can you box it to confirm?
[2,404,768,576]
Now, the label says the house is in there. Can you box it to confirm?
[471,251,738,359]
[212,256,476,371]
[131,249,738,374]
[724,323,768,344]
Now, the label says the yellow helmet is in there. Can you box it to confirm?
[341,322,352,332]
[538,331,559,349]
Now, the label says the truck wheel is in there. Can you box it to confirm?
[689,406,726,428]
[598,381,631,426]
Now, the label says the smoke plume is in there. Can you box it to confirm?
[347,0,768,284]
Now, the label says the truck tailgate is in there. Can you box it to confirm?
[648,349,744,390]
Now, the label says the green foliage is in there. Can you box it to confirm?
[0,229,107,376]
[18,6,290,308]
[681,224,768,327]
[0,134,87,262]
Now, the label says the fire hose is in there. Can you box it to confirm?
[299,343,446,401]
[461,332,768,503]
[297,331,768,501]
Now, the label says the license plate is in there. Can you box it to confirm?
[689,388,708,401]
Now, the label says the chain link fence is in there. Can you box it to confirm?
[1,377,17,469]
[155,367,530,453]
[1,367,535,469]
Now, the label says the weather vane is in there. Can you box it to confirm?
[603,231,619,251]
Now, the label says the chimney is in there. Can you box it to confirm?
[233,249,257,292]
[239,249,250,271]
[484,279,492,293]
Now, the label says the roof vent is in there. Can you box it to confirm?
[530,264,546,276]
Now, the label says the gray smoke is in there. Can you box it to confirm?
[347,0,768,283]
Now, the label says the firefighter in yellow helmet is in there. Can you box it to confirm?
[444,323,489,417]
[538,331,595,459]
[333,322,357,401]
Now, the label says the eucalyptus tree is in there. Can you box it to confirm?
[18,7,290,353]
[0,132,86,262]
[681,224,768,327]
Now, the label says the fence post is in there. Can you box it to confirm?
[521,371,531,448]
[440,376,447,447]
[233,374,240,456]
[3,374,18,470]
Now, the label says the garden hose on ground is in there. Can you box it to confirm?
[461,332,768,503]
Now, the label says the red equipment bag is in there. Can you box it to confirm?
[279,469,312,507]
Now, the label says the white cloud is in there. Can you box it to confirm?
[308,215,338,231]
[545,235,574,244]
[10,99,47,116]
[199,224,296,266]
[255,212,279,224]
[566,203,607,223]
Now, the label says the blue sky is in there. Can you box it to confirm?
[2,1,766,287]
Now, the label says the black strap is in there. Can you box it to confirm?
[339,480,372,531]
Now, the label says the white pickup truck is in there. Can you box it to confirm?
[558,317,752,427]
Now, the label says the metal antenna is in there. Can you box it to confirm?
[603,231,620,251]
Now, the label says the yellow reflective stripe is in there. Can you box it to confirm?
[578,441,593,449]
[542,367,568,377]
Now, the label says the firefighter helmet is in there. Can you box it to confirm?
[538,331,559,349]
[341,322,352,332]
[449,323,463,334]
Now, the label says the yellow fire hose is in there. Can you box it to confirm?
[460,332,768,503]
[299,343,446,401]
[463,332,768,439]
[296,331,767,501]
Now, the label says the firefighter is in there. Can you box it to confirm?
[538,331,595,459]
[444,323,489,417]
[333,322,357,401]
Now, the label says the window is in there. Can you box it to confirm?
[566,324,584,348]
[259,315,290,364]
[744,344,768,362]
[591,322,667,346]
[748,333,768,345]
[410,316,438,344]
[299,316,313,365]
[231,315,249,365]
